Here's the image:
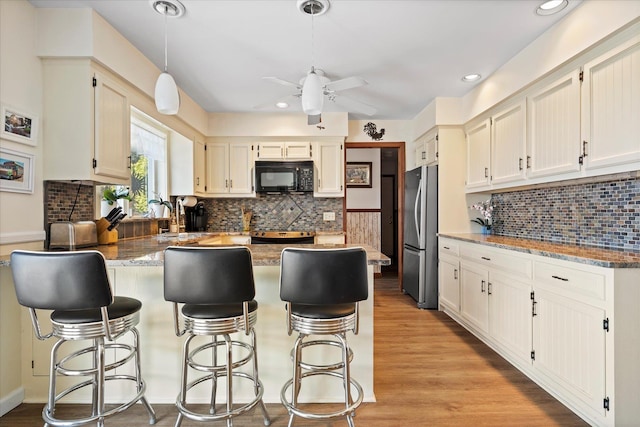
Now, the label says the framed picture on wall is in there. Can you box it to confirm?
[1,104,38,146]
[0,147,34,193]
[346,162,372,188]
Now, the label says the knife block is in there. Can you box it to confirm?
[96,218,118,245]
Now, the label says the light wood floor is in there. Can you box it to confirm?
[0,273,588,426]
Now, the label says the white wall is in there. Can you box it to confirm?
[346,149,380,210]
[0,0,45,254]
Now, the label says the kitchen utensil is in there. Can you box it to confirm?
[105,206,121,221]
[107,213,127,231]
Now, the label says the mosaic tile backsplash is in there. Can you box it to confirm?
[491,177,640,251]
[202,194,343,232]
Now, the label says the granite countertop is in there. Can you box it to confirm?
[439,233,640,268]
[0,232,390,267]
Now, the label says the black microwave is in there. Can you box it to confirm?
[255,161,314,193]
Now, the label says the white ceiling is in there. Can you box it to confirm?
[29,0,582,120]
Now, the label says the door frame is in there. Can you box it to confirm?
[344,141,405,290]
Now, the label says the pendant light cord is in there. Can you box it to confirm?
[163,4,168,72]
[310,5,315,68]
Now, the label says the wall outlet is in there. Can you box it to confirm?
[323,212,335,221]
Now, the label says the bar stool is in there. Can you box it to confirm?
[279,247,369,427]
[9,250,156,427]
[163,246,271,427]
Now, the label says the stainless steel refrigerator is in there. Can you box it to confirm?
[402,165,438,309]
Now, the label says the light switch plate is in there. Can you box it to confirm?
[323,212,335,221]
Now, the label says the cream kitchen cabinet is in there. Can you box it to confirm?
[170,138,206,197]
[206,142,254,197]
[256,141,311,159]
[581,35,640,171]
[314,233,345,245]
[438,239,460,313]
[414,129,438,168]
[313,141,344,197]
[527,69,581,178]
[43,59,130,184]
[465,119,491,190]
[459,260,490,333]
[439,236,640,426]
[490,101,526,184]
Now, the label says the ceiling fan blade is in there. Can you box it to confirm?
[307,114,321,125]
[325,76,368,92]
[333,95,377,116]
[262,76,301,89]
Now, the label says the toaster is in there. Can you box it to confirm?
[49,221,98,250]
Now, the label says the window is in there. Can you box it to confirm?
[97,108,168,217]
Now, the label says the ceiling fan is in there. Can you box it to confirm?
[262,69,376,125]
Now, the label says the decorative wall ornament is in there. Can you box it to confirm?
[0,147,34,193]
[2,104,38,146]
[363,122,385,141]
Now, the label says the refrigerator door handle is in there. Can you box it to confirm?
[414,178,422,244]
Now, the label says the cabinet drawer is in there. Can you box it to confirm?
[534,261,606,301]
[439,239,459,256]
[460,244,532,279]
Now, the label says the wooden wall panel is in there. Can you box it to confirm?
[347,211,381,273]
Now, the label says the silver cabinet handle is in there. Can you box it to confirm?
[551,275,569,282]
[481,280,485,293]
[488,282,492,295]
[481,256,491,261]
[454,269,458,280]
[484,167,488,178]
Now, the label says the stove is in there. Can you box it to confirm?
[250,231,315,244]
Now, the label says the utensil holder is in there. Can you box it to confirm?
[96,218,118,245]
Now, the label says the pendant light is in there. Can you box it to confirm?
[152,0,185,115]
[299,0,329,116]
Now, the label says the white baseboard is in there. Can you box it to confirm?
[0,387,24,417]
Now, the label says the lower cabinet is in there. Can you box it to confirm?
[438,236,640,427]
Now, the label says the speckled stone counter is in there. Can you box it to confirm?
[439,233,640,268]
[0,232,390,267]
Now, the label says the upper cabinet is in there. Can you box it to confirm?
[414,129,438,168]
[170,137,206,197]
[43,59,131,185]
[581,35,640,171]
[491,101,526,184]
[465,33,640,193]
[313,141,344,197]
[256,141,311,160]
[527,70,581,178]
[465,119,491,190]
[206,142,255,197]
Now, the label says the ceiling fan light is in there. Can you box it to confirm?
[301,70,324,115]
[155,72,180,115]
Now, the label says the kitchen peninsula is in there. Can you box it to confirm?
[3,234,390,406]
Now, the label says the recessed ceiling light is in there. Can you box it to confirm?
[536,0,568,16]
[276,102,289,109]
[462,73,481,82]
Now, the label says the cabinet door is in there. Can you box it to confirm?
[582,36,640,170]
[206,142,229,194]
[285,141,311,159]
[491,102,526,184]
[465,120,491,189]
[315,142,343,197]
[193,139,206,194]
[425,132,438,165]
[414,138,426,167]
[439,256,460,312]
[256,142,284,159]
[228,142,254,194]
[460,261,489,333]
[488,271,532,365]
[527,70,581,178]
[532,288,606,417]
[94,72,130,181]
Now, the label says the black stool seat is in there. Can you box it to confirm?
[183,300,258,319]
[52,296,142,324]
[290,303,356,319]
